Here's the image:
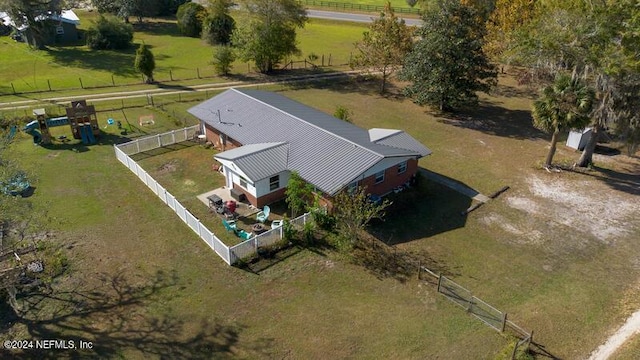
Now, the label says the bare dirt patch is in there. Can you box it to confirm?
[480,165,640,264]
[157,159,179,174]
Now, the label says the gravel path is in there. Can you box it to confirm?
[587,309,640,360]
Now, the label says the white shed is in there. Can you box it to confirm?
[566,128,592,150]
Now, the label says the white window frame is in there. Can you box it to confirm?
[397,161,407,174]
[269,175,279,191]
[374,171,385,184]
[239,176,248,189]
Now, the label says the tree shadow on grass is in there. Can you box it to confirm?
[369,176,472,244]
[357,175,472,282]
[133,21,182,38]
[351,235,461,284]
[438,101,544,140]
[2,270,274,359]
[568,162,640,196]
[45,46,139,77]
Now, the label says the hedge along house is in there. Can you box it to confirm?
[188,89,432,208]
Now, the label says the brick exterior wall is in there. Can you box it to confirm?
[232,184,287,208]
[357,158,418,197]
[204,123,242,151]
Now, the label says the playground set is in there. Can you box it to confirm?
[23,100,100,145]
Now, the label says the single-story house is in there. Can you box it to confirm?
[1,9,80,45]
[188,89,432,208]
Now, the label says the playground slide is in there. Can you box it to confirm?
[23,121,42,144]
[79,126,97,145]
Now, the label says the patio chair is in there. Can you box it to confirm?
[222,219,237,232]
[256,205,270,223]
[236,229,253,240]
[270,219,284,230]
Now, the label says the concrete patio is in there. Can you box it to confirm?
[197,186,260,218]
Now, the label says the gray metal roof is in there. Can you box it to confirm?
[188,89,430,194]
[370,128,432,157]
[215,142,288,181]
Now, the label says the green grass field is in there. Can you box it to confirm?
[4,72,640,358]
[0,11,367,95]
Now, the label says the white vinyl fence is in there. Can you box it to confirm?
[113,127,310,265]
[118,125,200,155]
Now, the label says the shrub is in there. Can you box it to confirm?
[211,45,235,75]
[86,15,133,50]
[202,13,235,45]
[176,2,206,37]
[334,105,352,122]
[135,43,156,83]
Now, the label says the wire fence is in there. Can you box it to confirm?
[302,0,421,14]
[418,266,533,359]
[1,52,353,96]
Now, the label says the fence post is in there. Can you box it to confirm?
[322,54,325,67]
[170,69,173,81]
[437,274,442,293]
[157,134,161,147]
[112,75,115,86]
[329,54,332,66]
[197,68,200,79]
[47,79,52,91]
[79,77,84,89]
[510,341,518,360]
[136,139,140,154]
[501,312,507,332]
[171,130,175,144]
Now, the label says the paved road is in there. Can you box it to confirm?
[307,9,421,26]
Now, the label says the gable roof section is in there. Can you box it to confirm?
[189,89,430,195]
[215,142,288,182]
[2,9,79,30]
[369,128,432,157]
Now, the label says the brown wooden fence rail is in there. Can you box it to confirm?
[418,265,533,359]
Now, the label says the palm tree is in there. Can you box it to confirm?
[532,74,595,168]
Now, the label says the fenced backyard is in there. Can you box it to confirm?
[113,126,311,265]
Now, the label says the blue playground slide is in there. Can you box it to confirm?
[79,125,96,145]
[23,121,42,144]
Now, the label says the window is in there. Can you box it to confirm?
[239,176,248,189]
[397,161,407,174]
[347,181,358,193]
[375,171,385,184]
[269,175,279,191]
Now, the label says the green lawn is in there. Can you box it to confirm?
[0,12,366,95]
[4,73,640,358]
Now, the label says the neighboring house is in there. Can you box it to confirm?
[188,89,432,208]
[1,10,80,45]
